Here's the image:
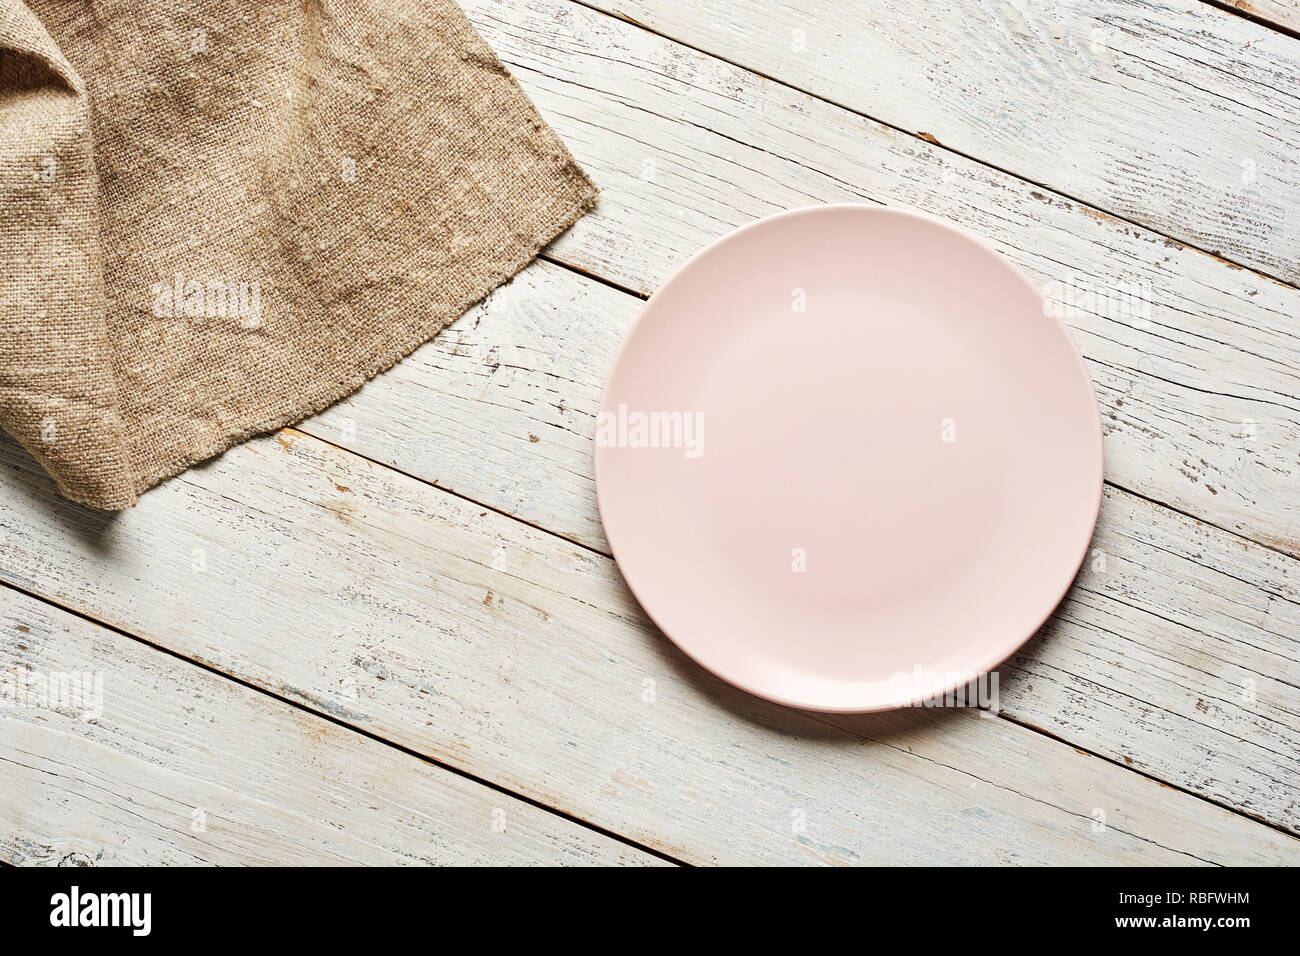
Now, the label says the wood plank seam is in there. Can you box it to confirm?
[0,583,667,865]
[563,0,1300,290]
[995,705,1300,840]
[1201,0,1300,42]
[0,577,686,866]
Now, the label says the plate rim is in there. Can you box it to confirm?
[594,203,1105,713]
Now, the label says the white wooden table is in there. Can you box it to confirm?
[3,0,1298,866]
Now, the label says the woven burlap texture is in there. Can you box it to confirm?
[0,0,596,508]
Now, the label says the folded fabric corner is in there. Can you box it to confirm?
[0,0,138,508]
[1,0,597,509]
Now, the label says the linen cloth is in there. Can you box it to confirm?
[0,0,596,508]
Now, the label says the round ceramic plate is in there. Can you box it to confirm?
[594,205,1103,712]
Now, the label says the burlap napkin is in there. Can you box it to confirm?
[0,0,596,509]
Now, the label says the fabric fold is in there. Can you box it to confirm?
[0,0,134,506]
[1,0,596,508]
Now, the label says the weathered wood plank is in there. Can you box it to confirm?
[556,0,1300,283]
[0,584,659,866]
[0,429,1295,863]
[460,0,1300,557]
[1005,488,1300,827]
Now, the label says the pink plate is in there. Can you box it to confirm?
[594,205,1103,712]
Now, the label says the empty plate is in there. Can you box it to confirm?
[594,205,1103,712]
